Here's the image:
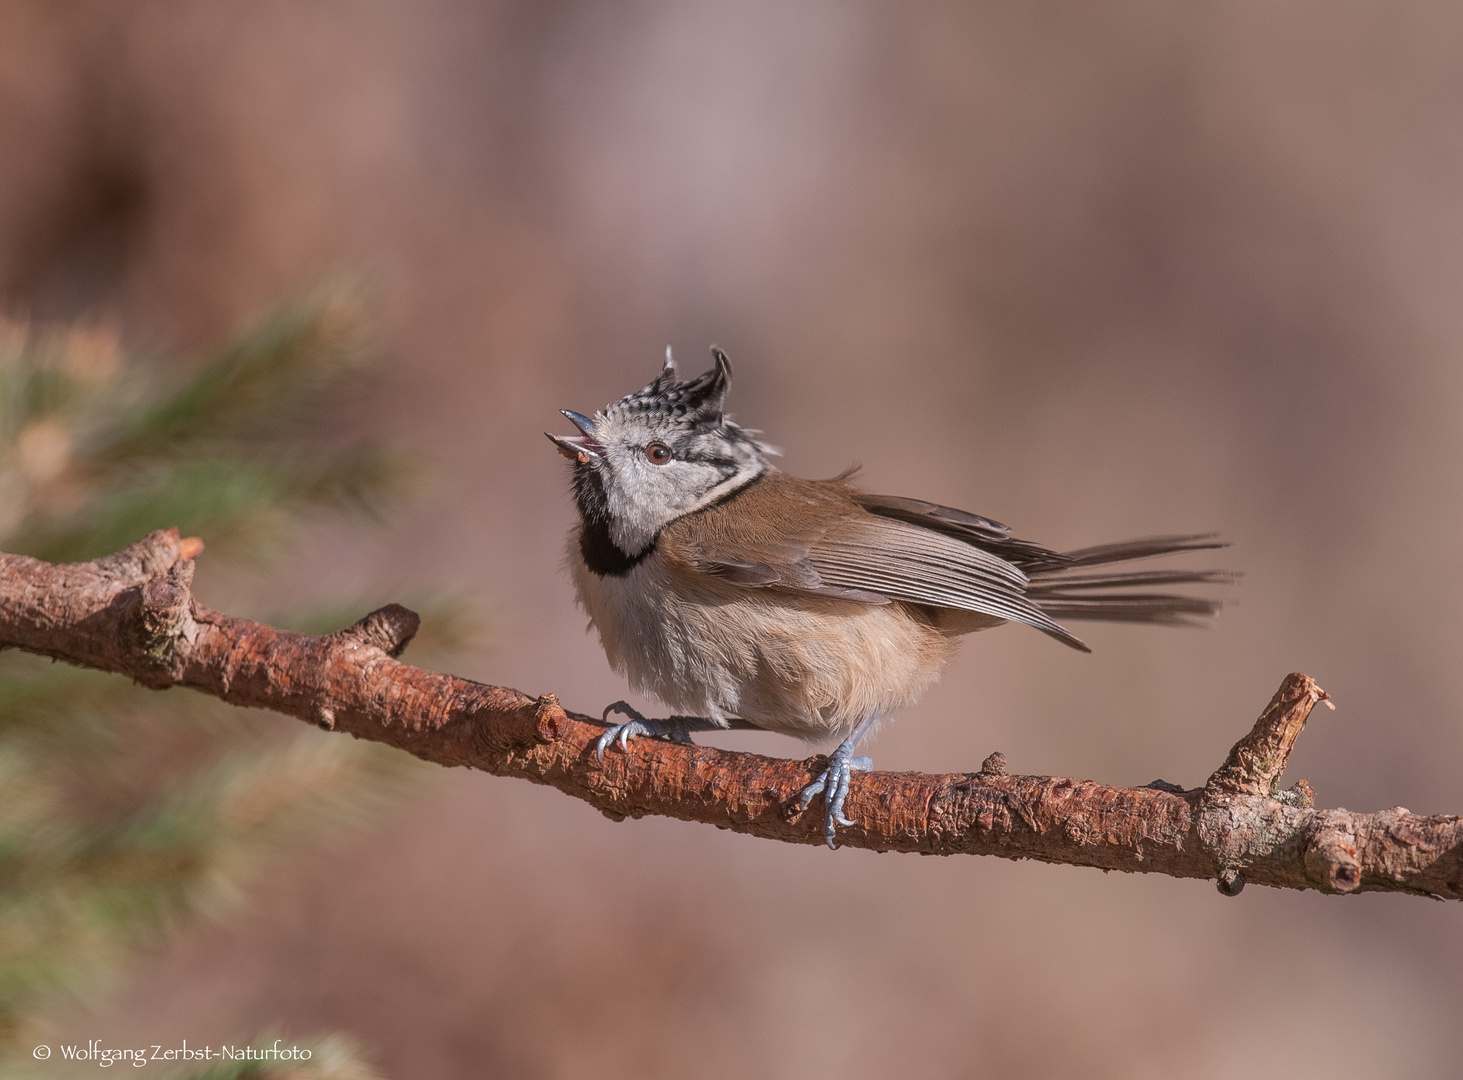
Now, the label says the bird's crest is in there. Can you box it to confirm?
[615,346,732,429]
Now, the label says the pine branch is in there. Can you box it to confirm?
[4,529,1461,899]
[0,297,437,1050]
[11,446,415,564]
[87,284,376,466]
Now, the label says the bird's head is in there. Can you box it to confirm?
[548,346,772,557]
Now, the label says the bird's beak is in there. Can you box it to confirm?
[545,409,603,463]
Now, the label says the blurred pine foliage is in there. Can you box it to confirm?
[0,287,459,1078]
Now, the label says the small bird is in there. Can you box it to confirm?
[548,347,1226,846]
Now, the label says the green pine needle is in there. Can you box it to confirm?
[0,285,462,1059]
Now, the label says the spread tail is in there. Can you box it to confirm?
[1027,535,1233,634]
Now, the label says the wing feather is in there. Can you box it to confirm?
[854,492,1068,570]
[805,519,1086,648]
[661,472,1221,654]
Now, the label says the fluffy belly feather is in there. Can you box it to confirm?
[569,536,955,743]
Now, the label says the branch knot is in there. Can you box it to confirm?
[135,554,200,683]
[1304,813,1362,893]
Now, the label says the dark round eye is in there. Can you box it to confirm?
[645,441,672,465]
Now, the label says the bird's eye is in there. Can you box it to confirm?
[645,441,672,465]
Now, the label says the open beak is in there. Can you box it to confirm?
[545,409,603,463]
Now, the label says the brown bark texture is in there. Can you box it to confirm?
[3,529,1461,899]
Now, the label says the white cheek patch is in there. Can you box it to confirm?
[604,455,764,556]
[674,465,765,517]
[602,451,683,554]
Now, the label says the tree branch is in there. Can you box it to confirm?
[4,529,1461,898]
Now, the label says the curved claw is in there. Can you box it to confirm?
[597,701,646,760]
[595,719,646,760]
[603,700,647,725]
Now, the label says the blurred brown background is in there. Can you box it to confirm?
[5,1,1462,1076]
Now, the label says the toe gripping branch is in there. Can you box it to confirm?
[796,745,873,850]
[594,701,719,760]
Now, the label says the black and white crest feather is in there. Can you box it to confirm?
[623,346,727,414]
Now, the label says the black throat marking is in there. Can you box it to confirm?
[578,514,654,577]
[574,466,654,577]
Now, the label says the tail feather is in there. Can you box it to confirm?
[1055,533,1226,569]
[1027,537,1233,632]
[1032,594,1223,627]
[861,490,1235,643]
[1027,568,1236,592]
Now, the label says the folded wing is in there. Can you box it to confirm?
[665,473,1228,653]
[804,517,1086,649]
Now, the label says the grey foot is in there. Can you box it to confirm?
[797,746,873,849]
[595,701,707,760]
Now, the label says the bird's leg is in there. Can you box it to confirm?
[796,714,878,849]
[595,701,727,760]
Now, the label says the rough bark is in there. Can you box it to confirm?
[3,529,1461,898]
